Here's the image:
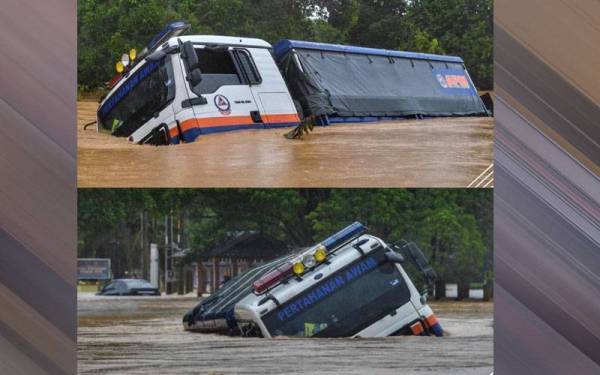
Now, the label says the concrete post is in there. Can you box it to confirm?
[150,243,159,289]
[232,258,239,277]
[197,262,205,296]
[212,257,220,292]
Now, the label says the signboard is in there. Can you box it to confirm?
[77,258,111,280]
[432,68,476,97]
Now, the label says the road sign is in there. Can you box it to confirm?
[77,258,111,280]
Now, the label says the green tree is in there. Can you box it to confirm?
[77,0,203,89]
[78,0,492,90]
[407,0,493,90]
[413,30,444,55]
[78,188,492,295]
[308,189,413,239]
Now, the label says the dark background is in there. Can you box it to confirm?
[0,0,76,374]
[2,1,600,374]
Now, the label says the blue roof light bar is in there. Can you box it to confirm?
[321,222,366,251]
[147,20,190,52]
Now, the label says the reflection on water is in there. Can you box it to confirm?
[78,294,493,374]
[78,100,494,188]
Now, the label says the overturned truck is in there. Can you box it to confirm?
[183,222,443,338]
[97,21,489,145]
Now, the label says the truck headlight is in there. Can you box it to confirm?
[302,254,316,268]
[292,262,305,276]
[116,61,125,73]
[121,53,130,67]
[314,246,327,262]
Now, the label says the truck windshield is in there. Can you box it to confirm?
[98,58,175,136]
[262,249,411,337]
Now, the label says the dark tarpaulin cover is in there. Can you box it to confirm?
[273,40,489,119]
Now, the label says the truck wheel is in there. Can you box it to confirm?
[144,123,170,146]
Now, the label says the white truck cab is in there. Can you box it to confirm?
[183,222,443,338]
[98,32,300,145]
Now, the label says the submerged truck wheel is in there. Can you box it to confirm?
[140,123,170,146]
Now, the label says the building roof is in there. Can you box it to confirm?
[204,232,288,260]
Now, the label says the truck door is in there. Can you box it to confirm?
[179,45,263,136]
[236,48,300,127]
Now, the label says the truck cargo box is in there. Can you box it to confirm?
[273,40,489,123]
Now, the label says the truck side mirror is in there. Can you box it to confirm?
[180,40,203,88]
[385,251,405,264]
[182,41,199,70]
[188,69,203,87]
[146,49,166,62]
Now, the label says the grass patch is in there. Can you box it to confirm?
[78,283,100,293]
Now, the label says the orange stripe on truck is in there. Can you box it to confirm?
[410,321,424,336]
[264,113,301,123]
[169,113,300,138]
[425,314,439,328]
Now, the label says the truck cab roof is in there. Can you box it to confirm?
[165,35,272,49]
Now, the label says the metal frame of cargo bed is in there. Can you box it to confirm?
[313,113,488,126]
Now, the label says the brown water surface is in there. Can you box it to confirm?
[77,100,493,187]
[77,294,493,374]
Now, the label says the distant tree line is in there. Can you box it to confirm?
[78,0,493,91]
[78,188,493,298]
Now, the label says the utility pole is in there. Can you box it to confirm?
[140,211,144,279]
[170,210,174,294]
[164,214,169,294]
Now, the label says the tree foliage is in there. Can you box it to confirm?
[78,0,493,90]
[78,188,492,283]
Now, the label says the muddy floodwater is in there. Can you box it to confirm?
[78,294,493,374]
[77,100,493,187]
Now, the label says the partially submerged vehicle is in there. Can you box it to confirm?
[183,222,443,338]
[97,279,160,296]
[97,21,488,145]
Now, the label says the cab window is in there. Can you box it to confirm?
[232,49,261,85]
[194,47,241,94]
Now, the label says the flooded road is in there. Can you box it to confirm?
[78,294,493,374]
[77,100,493,188]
